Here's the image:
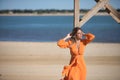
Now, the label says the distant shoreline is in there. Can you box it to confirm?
[0,12,110,16]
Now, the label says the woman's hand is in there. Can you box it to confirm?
[66,33,72,39]
[63,33,71,40]
[82,31,86,36]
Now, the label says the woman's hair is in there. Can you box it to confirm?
[70,27,83,42]
[70,27,82,37]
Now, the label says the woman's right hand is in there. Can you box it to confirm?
[63,33,71,40]
[66,33,72,39]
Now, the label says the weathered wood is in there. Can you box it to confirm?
[95,0,120,23]
[74,0,120,28]
[109,12,120,23]
[78,0,108,27]
[105,4,120,23]
[74,0,80,27]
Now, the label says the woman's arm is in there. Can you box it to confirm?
[57,33,72,48]
[83,33,95,45]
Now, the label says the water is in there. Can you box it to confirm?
[0,16,120,43]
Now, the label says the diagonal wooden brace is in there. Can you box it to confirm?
[74,0,120,28]
[105,4,120,23]
[78,0,109,27]
[95,0,120,23]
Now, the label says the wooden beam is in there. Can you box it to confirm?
[95,0,120,23]
[105,4,120,23]
[73,0,120,28]
[78,0,108,27]
[109,12,120,23]
[74,0,80,28]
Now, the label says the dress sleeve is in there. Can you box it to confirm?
[57,39,71,48]
[83,33,95,45]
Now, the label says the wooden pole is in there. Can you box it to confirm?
[74,0,80,28]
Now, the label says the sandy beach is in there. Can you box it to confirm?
[0,41,120,80]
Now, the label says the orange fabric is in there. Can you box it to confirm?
[57,33,95,80]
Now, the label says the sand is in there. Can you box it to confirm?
[0,41,120,80]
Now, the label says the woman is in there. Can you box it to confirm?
[57,27,95,80]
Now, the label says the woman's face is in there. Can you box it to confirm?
[76,30,83,39]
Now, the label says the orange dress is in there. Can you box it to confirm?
[57,33,95,80]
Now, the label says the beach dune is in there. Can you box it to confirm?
[0,41,120,80]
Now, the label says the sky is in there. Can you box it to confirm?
[0,0,120,10]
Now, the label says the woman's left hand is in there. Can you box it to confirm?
[82,32,86,36]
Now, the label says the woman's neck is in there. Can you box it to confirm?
[75,37,81,42]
